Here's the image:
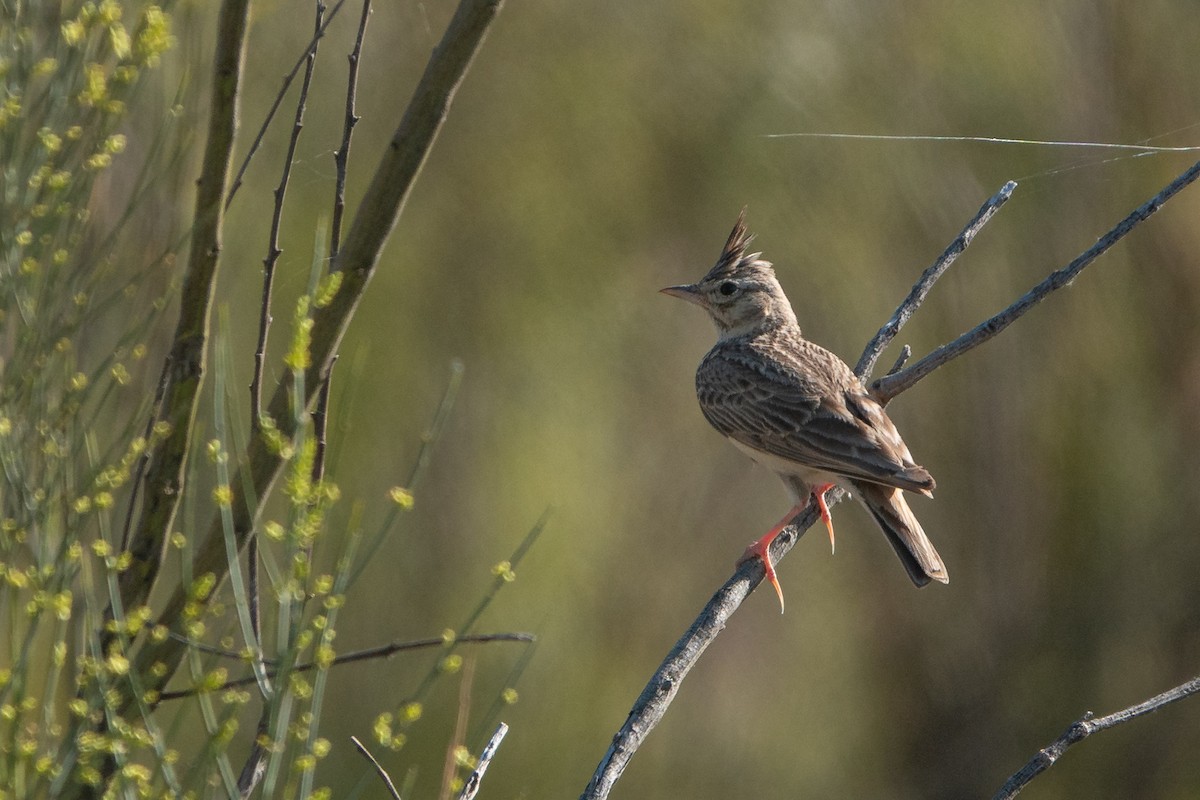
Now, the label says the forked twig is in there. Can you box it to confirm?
[872,160,1200,402]
[225,0,348,208]
[884,344,911,376]
[993,675,1200,799]
[581,158,1200,800]
[855,180,1017,380]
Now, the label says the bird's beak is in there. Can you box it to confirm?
[660,283,706,308]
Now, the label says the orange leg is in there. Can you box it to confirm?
[740,486,839,614]
[812,483,837,554]
[739,504,804,614]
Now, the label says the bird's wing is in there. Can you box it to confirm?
[696,342,933,493]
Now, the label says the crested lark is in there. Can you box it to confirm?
[662,211,948,611]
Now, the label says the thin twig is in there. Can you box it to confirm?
[251,2,325,427]
[458,723,509,800]
[225,0,348,208]
[855,180,1017,380]
[872,160,1200,402]
[352,736,403,800]
[331,0,372,259]
[237,8,328,797]
[992,674,1200,799]
[158,632,535,700]
[581,160,1200,800]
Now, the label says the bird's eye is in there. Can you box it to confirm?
[718,281,738,296]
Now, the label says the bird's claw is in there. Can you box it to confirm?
[813,484,837,555]
[740,537,785,614]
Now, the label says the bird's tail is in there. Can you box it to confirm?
[851,480,948,587]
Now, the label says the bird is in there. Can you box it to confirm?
[661,210,948,611]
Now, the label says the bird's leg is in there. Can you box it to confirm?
[739,505,804,614]
[812,483,837,554]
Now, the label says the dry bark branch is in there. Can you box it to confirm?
[458,723,510,800]
[855,180,1017,380]
[114,0,251,626]
[992,674,1200,799]
[581,159,1200,800]
[872,159,1200,402]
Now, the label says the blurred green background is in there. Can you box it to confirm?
[135,0,1200,796]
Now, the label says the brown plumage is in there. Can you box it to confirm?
[662,211,947,607]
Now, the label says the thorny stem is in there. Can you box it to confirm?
[238,6,327,795]
[331,0,373,259]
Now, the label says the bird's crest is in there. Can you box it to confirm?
[705,207,770,282]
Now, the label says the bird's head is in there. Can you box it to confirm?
[661,210,797,339]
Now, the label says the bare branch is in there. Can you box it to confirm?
[458,723,510,800]
[855,180,1017,379]
[580,508,824,799]
[993,674,1200,799]
[872,159,1200,402]
[236,716,270,800]
[352,736,403,800]
[581,160,1200,799]
[158,632,535,700]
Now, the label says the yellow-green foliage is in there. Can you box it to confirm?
[1,2,178,795]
